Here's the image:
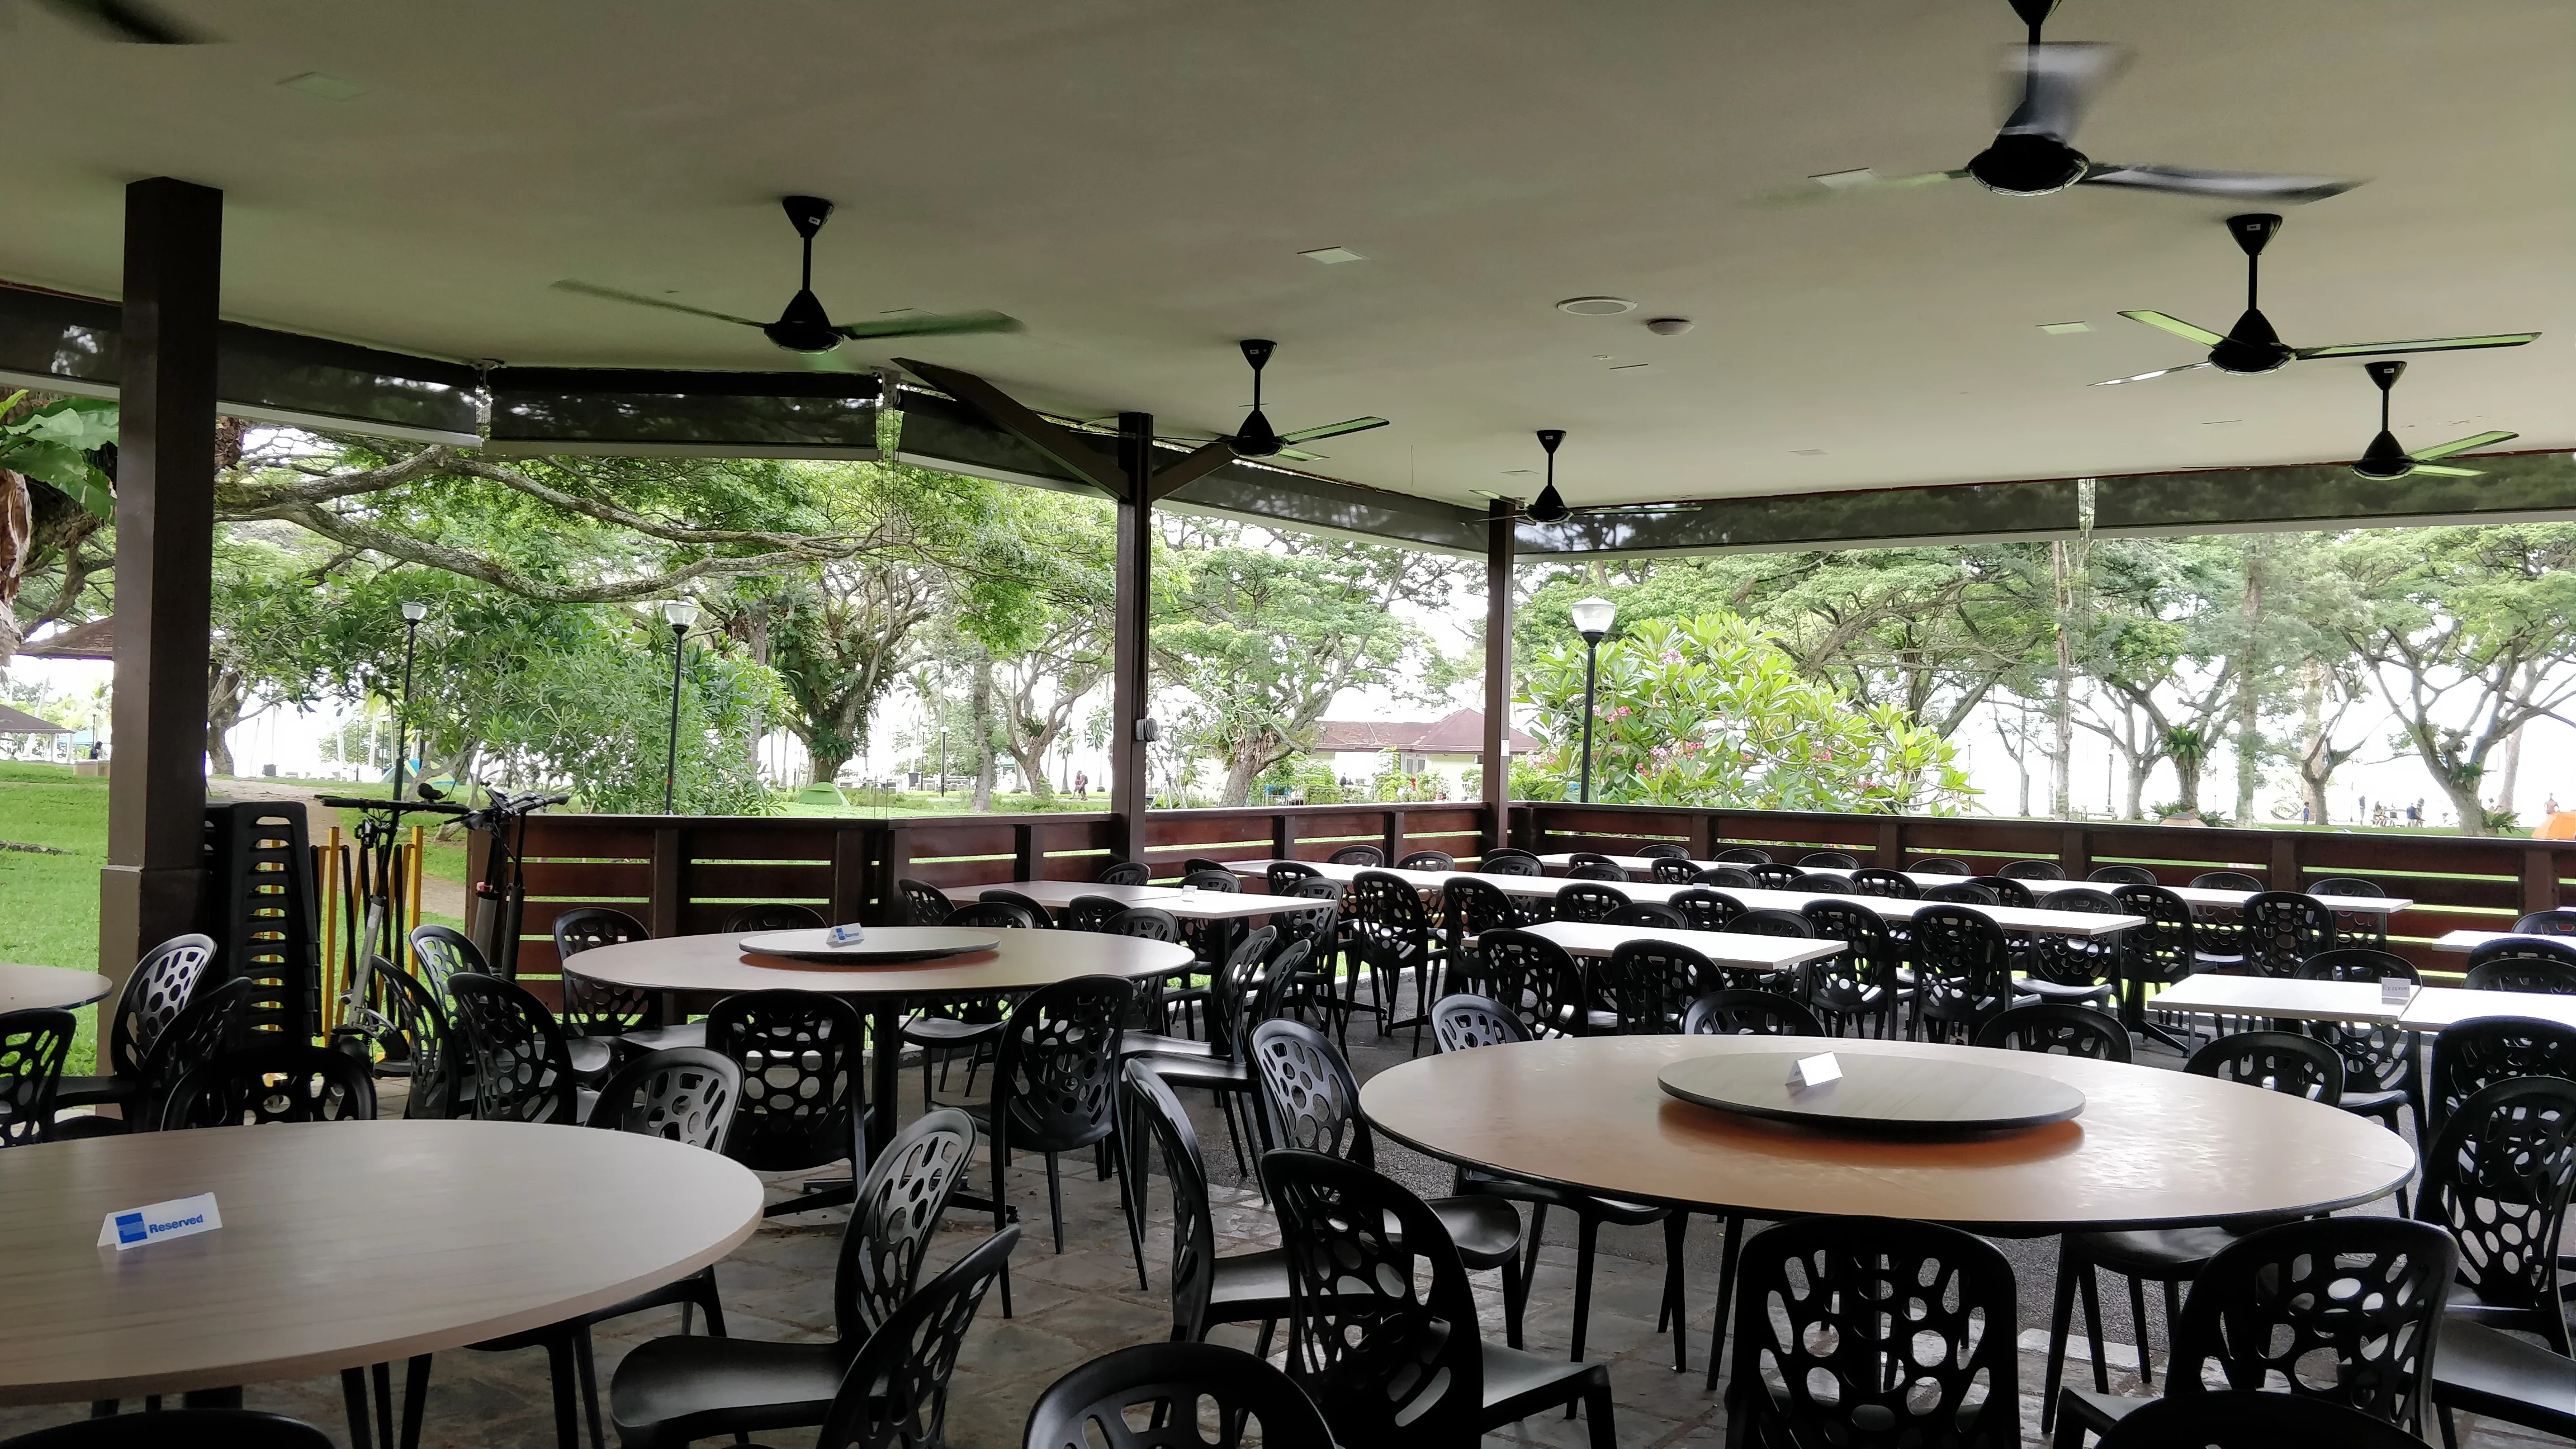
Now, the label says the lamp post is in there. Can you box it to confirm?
[660,599,700,813]
[391,600,428,802]
[1569,595,1616,804]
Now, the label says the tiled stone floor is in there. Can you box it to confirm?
[3,1008,2561,1448]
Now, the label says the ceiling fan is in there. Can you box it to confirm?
[1195,339,1388,461]
[36,0,203,42]
[2348,361,2515,481]
[553,196,1021,370]
[1798,0,2362,205]
[1474,432,1705,524]
[2094,213,2541,386]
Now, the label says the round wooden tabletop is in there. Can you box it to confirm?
[1362,1035,2415,1233]
[0,1119,764,1404]
[565,926,1195,1001]
[0,963,115,1014]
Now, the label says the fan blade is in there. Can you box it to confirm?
[2090,361,2214,387]
[551,280,765,328]
[1275,417,1390,445]
[2119,311,2228,347]
[1772,168,1967,203]
[2295,333,2540,360]
[1998,41,2128,144]
[2407,463,2484,478]
[1277,448,1324,462]
[2078,164,2364,203]
[2411,429,2517,461]
[833,310,1022,340]
[46,0,204,42]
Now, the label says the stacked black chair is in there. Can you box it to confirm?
[1,1009,77,1145]
[1122,1063,1295,1348]
[1974,1002,2131,1060]
[1797,850,1859,870]
[2087,864,2158,886]
[159,1043,376,1127]
[1849,866,1920,898]
[1470,929,1589,1041]
[609,1108,980,1449]
[1423,995,1683,1371]
[2241,891,2336,977]
[1727,1216,2018,1449]
[2429,1016,2576,1134]
[2052,1216,2454,1446]
[1248,1019,1531,1346]
[1259,1149,1614,1449]
[2418,1078,2576,1448]
[1911,905,2013,1043]
[897,878,955,925]
[2001,858,2068,881]
[1096,860,1152,886]
[2465,936,2576,993]
[1327,844,1384,867]
[705,989,863,1218]
[2297,948,2423,1140]
[1022,1342,1334,1449]
[719,903,823,932]
[447,974,581,1124]
[968,976,1136,1313]
[1669,887,1745,932]
[0,1410,338,1449]
[1693,865,1759,889]
[53,934,217,1129]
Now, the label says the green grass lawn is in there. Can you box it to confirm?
[0,761,107,1071]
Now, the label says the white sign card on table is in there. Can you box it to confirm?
[96,1192,221,1251]
[1791,1053,1843,1090]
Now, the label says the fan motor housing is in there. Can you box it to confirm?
[1968,134,2089,196]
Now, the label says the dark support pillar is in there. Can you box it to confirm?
[1481,501,1515,855]
[1109,412,1155,863]
[100,178,222,999]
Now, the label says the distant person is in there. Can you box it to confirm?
[2408,799,2423,827]
[87,741,101,760]
[2550,793,2562,816]
[1072,770,1088,802]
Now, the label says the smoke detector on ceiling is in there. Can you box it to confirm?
[1645,317,1694,336]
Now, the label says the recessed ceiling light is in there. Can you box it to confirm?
[2039,321,2091,335]
[1791,448,1826,456]
[1556,297,1636,316]
[1299,246,1364,264]
[279,72,366,100]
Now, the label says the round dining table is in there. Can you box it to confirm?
[1361,1034,2414,1233]
[567,927,1194,1155]
[0,1119,761,1443]
[0,962,115,1013]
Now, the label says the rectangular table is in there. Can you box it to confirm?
[2429,929,2564,954]
[1521,920,1845,972]
[2144,974,2414,1025]
[1532,855,2409,915]
[987,879,1334,921]
[2400,986,2576,1033]
[988,880,1182,908]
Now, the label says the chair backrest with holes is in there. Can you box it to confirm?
[1249,1019,1371,1166]
[1797,850,1859,870]
[554,906,660,1036]
[837,1105,979,1340]
[1347,871,1432,964]
[1565,862,1629,883]
[1748,863,1803,891]
[2516,908,2576,936]
[1967,875,2034,908]
[0,1009,77,1146]
[1601,938,1720,1034]
[1923,881,1997,906]
[161,1044,377,1129]
[1267,860,1323,893]
[1123,1063,1221,1343]
[2466,937,2576,993]
[1179,869,1240,894]
[585,1047,740,1149]
[2297,946,2420,984]
[897,878,954,926]
[1096,860,1152,887]
[995,977,1131,1154]
[977,889,1055,927]
[2430,1016,2576,1134]
[1727,1215,2019,1449]
[1671,887,1745,933]
[552,906,647,961]
[1912,856,1971,875]
[1973,1003,2132,1062]
[2111,883,2198,985]
[814,1227,1019,1449]
[1022,1341,1335,1449]
[1606,902,1687,930]
[705,989,863,1172]
[720,902,825,934]
[1650,857,1700,884]
[446,974,578,1124]
[138,977,263,1116]
[1910,906,2011,1034]
[1466,929,1587,1040]
[1999,859,2065,881]
[2312,875,2385,898]
[2413,1076,2576,1349]
[2193,870,2266,892]
[1682,989,1822,1037]
[1693,865,1758,889]
[406,924,487,1002]
[2168,1217,2452,1435]
[948,900,1035,931]
[1798,899,1893,1017]
[100,934,217,1083]
[1105,907,1181,943]
[1636,842,1690,860]
[1064,895,1129,933]
[1395,850,1454,873]
[1478,851,1543,877]
[1848,868,1918,899]
[1553,880,1628,922]
[1429,993,1529,1053]
[2243,891,2337,978]
[2029,888,2123,988]
[1441,876,1523,976]
[1724,908,1813,939]
[1327,845,1384,868]
[1713,846,1772,865]
[1258,1150,1481,1449]
[2087,864,2158,886]
[2186,1030,2344,1103]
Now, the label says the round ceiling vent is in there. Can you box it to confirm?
[1555,296,1636,316]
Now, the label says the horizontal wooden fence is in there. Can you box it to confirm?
[471,800,2575,992]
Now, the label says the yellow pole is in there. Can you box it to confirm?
[319,828,341,1032]
[408,824,426,937]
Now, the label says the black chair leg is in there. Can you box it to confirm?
[1703,1214,1746,1393]
[2077,1267,2110,1393]
[1521,1201,1552,1290]
[574,1327,604,1449]
[372,1361,396,1449]
[991,1130,1014,1318]
[2043,1242,2079,1432]
[542,1333,581,1449]
[341,1370,373,1449]
[1044,1149,1067,1253]
[1582,1382,1617,1449]
[1499,1241,1529,1350]
[400,1355,430,1449]
[2126,1275,2153,1389]
[2438,1403,2461,1449]
[1661,1212,1690,1374]
[1571,1215,1602,1361]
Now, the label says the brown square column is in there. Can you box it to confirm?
[1108,411,1154,862]
[1482,500,1515,854]
[100,178,223,989]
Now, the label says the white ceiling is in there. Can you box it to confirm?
[3,0,2566,510]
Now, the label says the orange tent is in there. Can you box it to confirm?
[2537,812,2576,841]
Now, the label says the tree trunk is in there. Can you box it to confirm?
[2049,541,2075,818]
[804,739,854,787]
[970,655,995,813]
[1221,751,1263,809]
[0,470,30,671]
[2296,662,2332,825]
[2234,543,2264,823]
[205,664,244,776]
[2496,723,2525,823]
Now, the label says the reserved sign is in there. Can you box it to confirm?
[1789,1053,1843,1090]
[97,1192,222,1251]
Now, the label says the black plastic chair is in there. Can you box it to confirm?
[969,976,1135,1313]
[159,1043,377,1128]
[1566,851,1624,873]
[52,932,216,1125]
[1429,993,1524,1053]
[1273,880,1357,1045]
[2111,883,2201,1052]
[1478,849,1545,877]
[1669,887,1745,933]
[1565,862,1630,883]
[2190,870,2265,891]
[2420,1081,2576,1449]
[2087,864,2158,886]
[1604,901,1687,930]
[1266,860,1323,893]
[945,899,1032,931]
[2466,936,2576,993]
[704,989,864,1217]
[2001,858,2068,881]
[1967,874,2035,908]
[1443,875,1531,998]
[2310,876,2391,946]
[1680,989,1822,1037]
[1712,846,1772,865]
[1923,880,1998,906]
[1974,1002,2131,1060]
[2430,1015,2576,1135]
[1723,907,1812,938]
[555,906,677,1072]
[1,1008,76,1145]
[1747,863,1803,891]
[1124,935,1296,1175]
[1469,929,1590,1041]
[1796,871,1855,893]
[719,902,825,933]
[1635,843,1691,860]
[1397,849,1456,872]
[405,922,489,1001]
[1347,869,1445,1046]
[2517,908,2576,936]
[1062,894,1130,934]
[2296,948,2423,1140]
[2190,1027,2345,1100]
[54,977,261,1139]
[1022,1341,1334,1449]
[1649,856,1700,883]
[1181,856,1231,877]
[1178,869,1241,895]
[897,878,954,925]
[1258,1149,1614,1449]
[1105,906,1181,942]
[2023,887,2123,1010]
[1796,899,1903,1036]
[1729,1216,2018,1449]
[2092,1390,2431,1449]
[0,1410,338,1449]
[975,889,1055,927]
[1121,1062,1294,1347]
[1912,856,1971,874]
[1797,850,1859,870]
[2053,1216,2455,1445]
[1327,845,1384,867]
[1599,939,1721,1032]
[2313,875,2386,897]
[1694,865,1760,889]
[2241,890,2336,977]
[444,974,580,1124]
[1095,859,1151,886]
[1248,1018,1530,1347]
[607,1106,978,1449]
[1849,867,1920,898]
[1910,904,2012,1043]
